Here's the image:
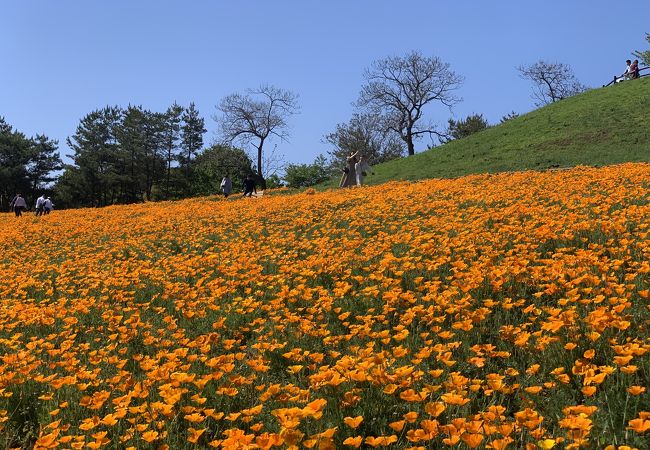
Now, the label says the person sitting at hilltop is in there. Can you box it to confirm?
[630,59,640,79]
[618,60,632,82]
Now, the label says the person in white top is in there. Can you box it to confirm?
[35,195,46,216]
[623,59,632,81]
[43,197,54,214]
[355,155,374,186]
[12,194,27,217]
[220,175,233,198]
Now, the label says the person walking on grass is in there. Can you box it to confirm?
[243,175,257,197]
[34,194,45,216]
[43,197,54,214]
[220,174,233,198]
[12,194,27,217]
[355,155,374,186]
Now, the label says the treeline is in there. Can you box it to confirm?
[0,118,62,211]
[57,103,256,208]
[1,104,259,211]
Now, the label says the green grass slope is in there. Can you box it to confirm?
[334,78,650,186]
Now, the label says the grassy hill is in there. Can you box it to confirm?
[328,77,650,186]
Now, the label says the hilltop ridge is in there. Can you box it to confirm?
[351,78,650,186]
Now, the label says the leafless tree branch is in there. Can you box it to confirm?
[356,51,463,155]
[214,85,299,188]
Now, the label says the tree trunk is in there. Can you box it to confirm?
[406,129,415,156]
[257,138,266,190]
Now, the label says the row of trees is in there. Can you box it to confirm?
[0,118,62,211]
[56,103,208,207]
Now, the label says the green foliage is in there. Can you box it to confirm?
[633,32,650,67]
[441,113,490,143]
[264,173,285,189]
[192,144,253,196]
[500,111,519,124]
[179,103,207,194]
[284,155,331,188]
[0,117,62,211]
[57,102,208,208]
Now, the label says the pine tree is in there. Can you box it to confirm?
[27,134,63,192]
[180,103,206,193]
[117,106,147,203]
[141,110,166,201]
[66,106,124,206]
[162,103,183,199]
[633,33,650,67]
[0,117,32,210]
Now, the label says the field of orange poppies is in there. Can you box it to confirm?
[0,163,649,450]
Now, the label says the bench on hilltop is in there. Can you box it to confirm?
[604,66,650,86]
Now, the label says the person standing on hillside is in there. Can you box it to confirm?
[339,151,359,188]
[12,194,27,217]
[34,194,46,216]
[355,155,374,186]
[243,175,257,197]
[43,197,54,214]
[220,174,233,198]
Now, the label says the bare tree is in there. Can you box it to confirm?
[517,61,588,106]
[215,85,299,189]
[356,51,463,156]
[262,144,287,181]
[324,113,405,169]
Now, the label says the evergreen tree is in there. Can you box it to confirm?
[162,103,183,198]
[27,134,63,192]
[0,117,32,210]
[65,106,124,206]
[440,114,490,143]
[180,102,206,193]
[633,33,650,67]
[117,106,147,202]
[141,110,167,201]
[0,117,62,211]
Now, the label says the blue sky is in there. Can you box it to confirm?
[2,1,649,168]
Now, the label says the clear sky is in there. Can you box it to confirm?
[2,1,649,167]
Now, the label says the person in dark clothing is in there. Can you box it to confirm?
[630,60,640,79]
[243,176,257,197]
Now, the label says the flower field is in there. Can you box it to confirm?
[1,163,649,450]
